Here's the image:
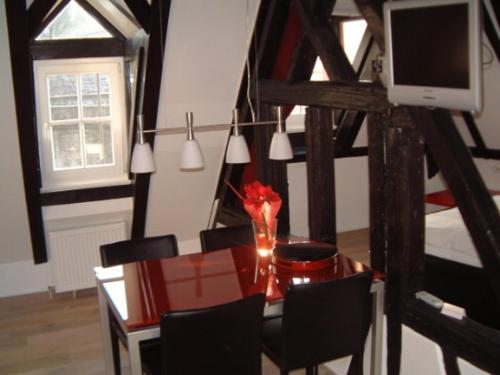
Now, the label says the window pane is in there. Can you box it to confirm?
[51,107,79,121]
[51,124,82,170]
[48,74,79,121]
[84,122,114,166]
[81,74,111,118]
[36,0,112,40]
[49,74,77,96]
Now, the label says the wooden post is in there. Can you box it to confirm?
[304,106,336,244]
[384,107,425,375]
[5,0,48,263]
[367,112,387,273]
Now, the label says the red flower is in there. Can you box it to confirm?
[242,181,281,225]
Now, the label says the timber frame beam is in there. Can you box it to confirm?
[256,79,389,112]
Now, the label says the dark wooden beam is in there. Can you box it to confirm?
[442,350,460,375]
[41,184,133,206]
[123,0,151,34]
[414,108,500,305]
[335,111,366,154]
[385,107,425,375]
[461,111,487,152]
[470,147,500,159]
[367,112,387,273]
[109,0,142,30]
[131,0,171,238]
[27,0,58,40]
[305,107,336,245]
[334,27,374,154]
[286,0,336,82]
[286,34,317,82]
[5,0,47,264]
[404,299,500,374]
[483,2,500,61]
[352,0,385,50]
[31,39,125,60]
[293,0,356,81]
[28,0,69,41]
[257,80,389,112]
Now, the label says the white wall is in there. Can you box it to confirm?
[145,0,259,253]
[0,4,33,265]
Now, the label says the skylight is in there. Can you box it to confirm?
[36,0,113,41]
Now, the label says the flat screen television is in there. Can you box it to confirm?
[383,0,483,112]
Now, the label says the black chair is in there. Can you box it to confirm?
[100,234,179,267]
[199,224,254,253]
[262,271,373,375]
[141,293,266,375]
[99,234,179,375]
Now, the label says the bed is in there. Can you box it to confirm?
[424,195,500,329]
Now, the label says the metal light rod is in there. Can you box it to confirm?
[140,119,277,136]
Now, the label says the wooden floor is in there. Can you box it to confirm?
[0,229,369,375]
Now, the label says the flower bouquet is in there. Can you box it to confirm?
[226,180,281,256]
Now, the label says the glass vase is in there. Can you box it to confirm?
[252,219,277,257]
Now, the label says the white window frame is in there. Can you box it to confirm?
[34,57,129,192]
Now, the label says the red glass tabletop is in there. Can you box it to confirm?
[102,239,371,331]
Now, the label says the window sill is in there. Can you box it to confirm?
[40,177,132,194]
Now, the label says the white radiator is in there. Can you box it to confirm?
[48,221,126,293]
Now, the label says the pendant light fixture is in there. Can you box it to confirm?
[225,108,251,164]
[130,105,293,174]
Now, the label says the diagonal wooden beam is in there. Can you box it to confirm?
[335,111,366,153]
[27,0,58,40]
[286,0,336,82]
[405,299,500,374]
[257,80,389,112]
[461,111,487,154]
[483,1,500,62]
[412,108,500,305]
[293,0,356,81]
[123,0,151,34]
[28,0,70,41]
[108,0,142,29]
[353,0,385,50]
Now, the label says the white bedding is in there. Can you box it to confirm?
[425,195,500,268]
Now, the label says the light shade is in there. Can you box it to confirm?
[269,132,293,160]
[226,135,250,164]
[180,139,204,170]
[131,142,156,173]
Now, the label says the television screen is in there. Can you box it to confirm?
[383,0,482,112]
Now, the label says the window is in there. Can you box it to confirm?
[34,57,129,191]
[36,0,113,41]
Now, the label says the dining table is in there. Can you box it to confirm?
[95,238,385,375]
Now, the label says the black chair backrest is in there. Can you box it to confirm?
[199,224,254,253]
[160,293,265,375]
[281,271,373,370]
[99,234,179,267]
